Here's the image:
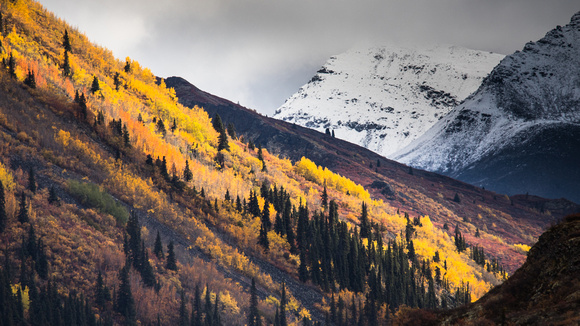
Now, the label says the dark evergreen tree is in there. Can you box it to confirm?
[192,284,203,326]
[248,278,261,326]
[160,156,169,180]
[217,129,229,151]
[166,241,178,271]
[236,195,242,213]
[8,52,16,78]
[157,118,167,136]
[279,283,287,326]
[24,69,36,88]
[0,180,6,233]
[179,290,190,326]
[408,166,414,175]
[63,29,72,52]
[453,192,461,203]
[140,244,156,287]
[126,211,142,266]
[226,122,236,139]
[212,114,224,133]
[171,118,177,132]
[154,230,164,259]
[115,264,136,323]
[90,76,100,94]
[360,202,370,238]
[124,59,131,73]
[184,160,193,182]
[204,285,213,326]
[17,192,28,224]
[62,50,71,77]
[213,292,221,326]
[321,185,328,210]
[35,239,48,279]
[123,124,130,147]
[258,224,269,252]
[261,200,272,231]
[114,72,121,91]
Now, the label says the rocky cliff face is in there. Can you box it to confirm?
[273,45,503,158]
[395,12,580,203]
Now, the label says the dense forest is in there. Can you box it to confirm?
[0,0,529,325]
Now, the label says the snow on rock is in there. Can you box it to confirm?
[395,11,580,174]
[274,44,503,158]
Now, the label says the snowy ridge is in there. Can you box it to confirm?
[395,11,580,174]
[274,44,503,158]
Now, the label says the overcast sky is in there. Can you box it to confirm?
[38,0,579,115]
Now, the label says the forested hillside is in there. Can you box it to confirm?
[0,1,562,325]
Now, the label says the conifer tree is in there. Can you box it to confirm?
[184,160,193,182]
[226,122,236,139]
[248,278,261,326]
[321,185,328,210]
[192,284,203,326]
[179,290,190,326]
[48,185,59,206]
[204,285,213,326]
[217,129,229,151]
[212,114,224,133]
[124,59,131,73]
[115,264,136,323]
[213,292,221,326]
[453,192,461,203]
[123,124,130,147]
[90,76,100,94]
[153,231,164,259]
[17,192,28,224]
[114,72,121,91]
[62,29,72,52]
[171,118,177,132]
[236,195,242,213]
[95,271,108,308]
[258,224,269,252]
[166,241,177,271]
[157,118,167,136]
[0,180,6,233]
[27,167,36,194]
[279,283,287,326]
[24,69,36,88]
[8,52,16,78]
[62,50,71,77]
[360,202,370,238]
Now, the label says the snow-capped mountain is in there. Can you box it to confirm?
[395,12,580,203]
[274,44,503,157]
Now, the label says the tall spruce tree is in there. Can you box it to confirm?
[248,278,261,326]
[166,241,177,271]
[183,160,193,182]
[90,76,100,94]
[62,29,72,52]
[115,264,136,323]
[279,283,287,326]
[179,290,190,326]
[17,192,28,224]
[28,167,36,194]
[153,231,164,259]
[0,180,6,233]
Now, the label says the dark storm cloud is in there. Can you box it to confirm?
[39,0,579,114]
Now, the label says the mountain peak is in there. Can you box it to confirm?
[395,11,580,203]
[274,44,503,158]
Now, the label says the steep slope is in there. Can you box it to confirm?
[167,76,580,276]
[395,12,580,203]
[394,214,580,325]
[273,45,503,157]
[0,1,532,324]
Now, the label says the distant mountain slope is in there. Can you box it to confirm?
[395,12,580,203]
[166,76,580,274]
[273,45,503,157]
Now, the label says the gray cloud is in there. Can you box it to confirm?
[39,0,579,115]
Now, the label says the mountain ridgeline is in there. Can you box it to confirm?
[395,12,580,203]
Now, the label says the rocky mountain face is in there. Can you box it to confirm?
[395,12,580,203]
[273,45,503,157]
